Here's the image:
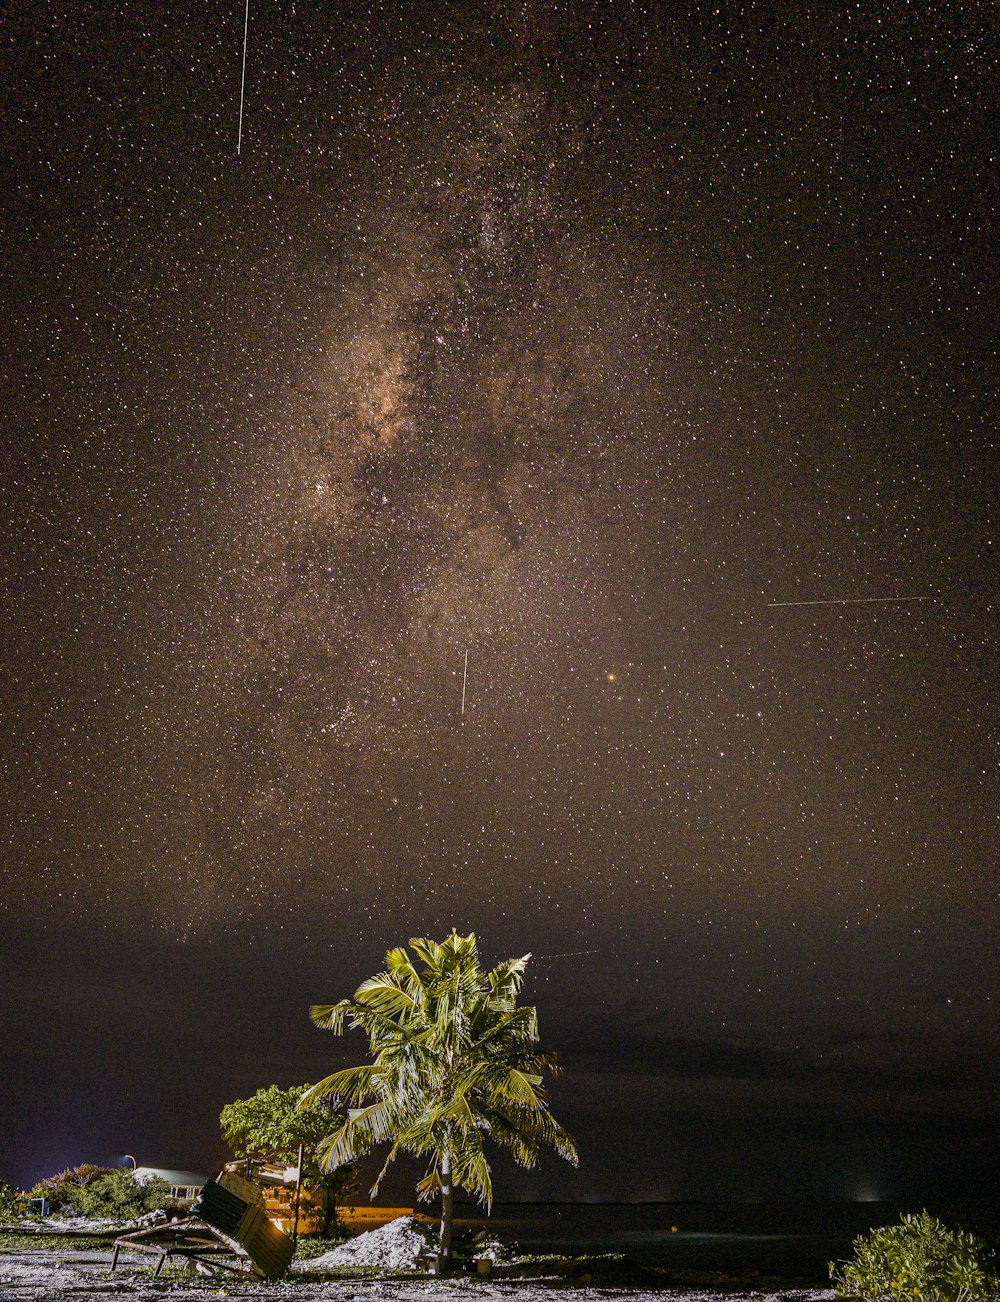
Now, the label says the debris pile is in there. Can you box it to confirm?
[310,1216,436,1269]
[32,1215,124,1232]
[309,1215,512,1270]
[134,1208,168,1228]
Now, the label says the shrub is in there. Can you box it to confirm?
[0,1181,28,1222]
[830,1210,999,1302]
[29,1164,112,1210]
[71,1170,170,1220]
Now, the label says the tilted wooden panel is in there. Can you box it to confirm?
[192,1179,250,1236]
[191,1178,294,1279]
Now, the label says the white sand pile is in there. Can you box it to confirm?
[310,1215,514,1272]
[311,1215,438,1269]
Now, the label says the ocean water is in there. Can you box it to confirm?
[448,1200,1000,1284]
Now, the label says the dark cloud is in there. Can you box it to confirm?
[563,1024,998,1095]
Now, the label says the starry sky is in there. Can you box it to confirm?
[1,1,997,1202]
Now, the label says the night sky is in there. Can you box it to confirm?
[2,2,997,1204]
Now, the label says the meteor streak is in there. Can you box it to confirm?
[236,0,249,154]
[766,596,929,608]
[534,950,601,961]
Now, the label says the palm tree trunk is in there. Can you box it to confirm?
[438,1152,454,1261]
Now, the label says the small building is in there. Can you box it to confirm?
[133,1167,210,1203]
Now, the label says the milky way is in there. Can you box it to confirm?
[2,1,996,1199]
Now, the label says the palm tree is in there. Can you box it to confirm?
[302,930,577,1259]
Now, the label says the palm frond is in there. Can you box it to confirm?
[488,954,530,1002]
[309,999,352,1032]
[354,986,424,1026]
[415,1167,442,1199]
[473,1064,543,1108]
[299,1063,382,1108]
[452,1130,493,1206]
[477,1105,542,1167]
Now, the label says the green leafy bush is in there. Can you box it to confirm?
[0,1181,29,1222]
[830,1210,998,1302]
[29,1164,112,1209]
[70,1170,170,1219]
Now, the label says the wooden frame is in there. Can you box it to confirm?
[111,1218,261,1279]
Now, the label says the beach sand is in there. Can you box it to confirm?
[0,1251,834,1301]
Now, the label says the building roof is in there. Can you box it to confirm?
[133,1167,210,1187]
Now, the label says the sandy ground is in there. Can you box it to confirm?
[0,1251,835,1302]
[0,1217,836,1300]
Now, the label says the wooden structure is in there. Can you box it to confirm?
[111,1178,294,1281]
[111,1220,256,1279]
[221,1156,323,1236]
